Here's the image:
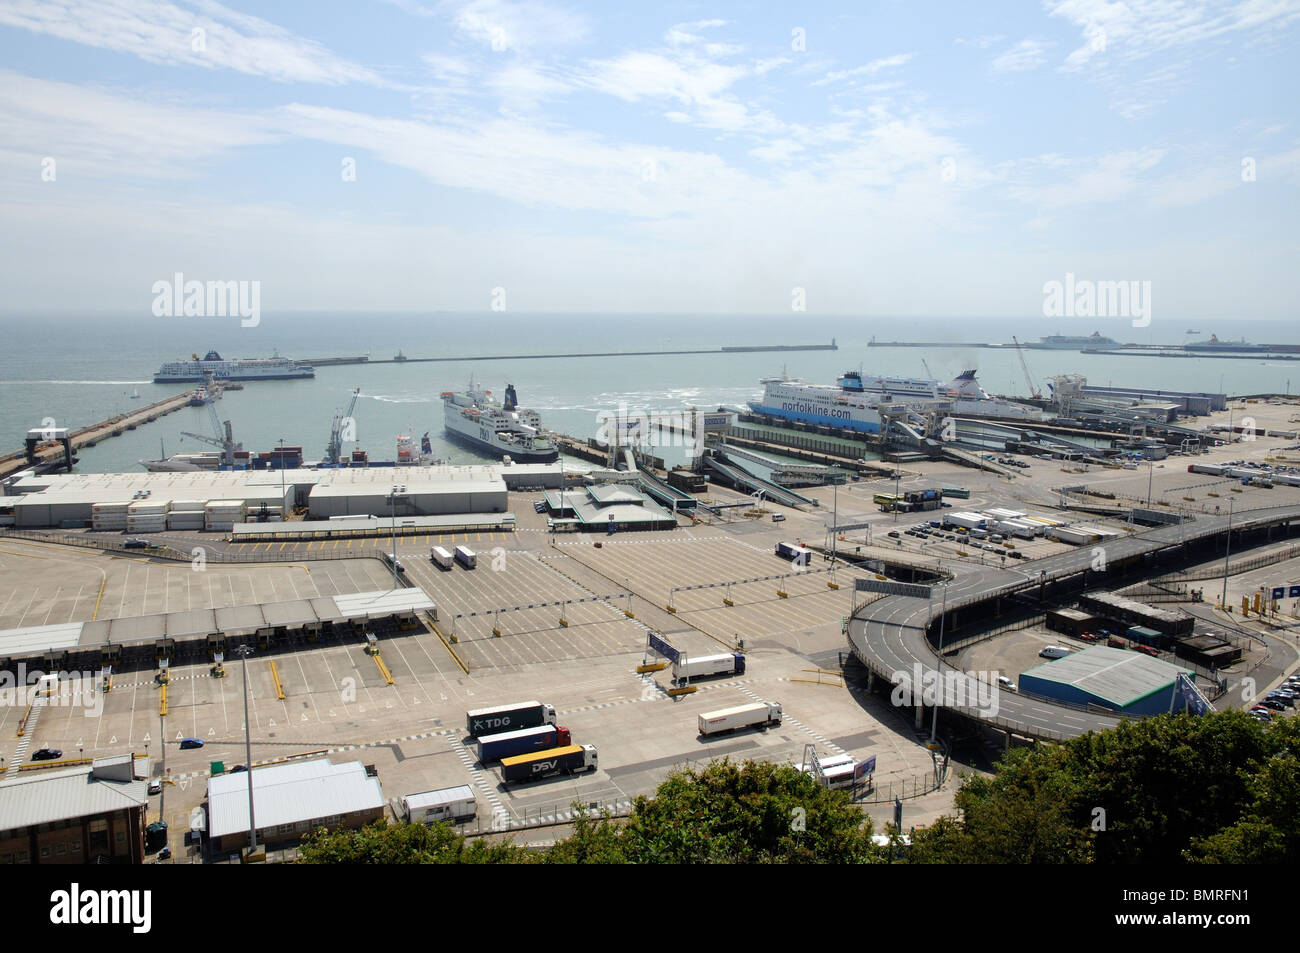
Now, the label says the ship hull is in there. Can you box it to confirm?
[748,402,882,433]
[442,425,560,462]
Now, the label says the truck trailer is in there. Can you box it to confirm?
[430,546,453,570]
[466,700,557,737]
[774,541,812,563]
[454,545,477,569]
[500,744,598,784]
[400,785,477,824]
[476,724,571,763]
[698,701,783,736]
[671,652,746,684]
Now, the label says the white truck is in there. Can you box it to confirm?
[671,652,745,685]
[400,785,477,824]
[698,701,782,736]
[430,546,454,570]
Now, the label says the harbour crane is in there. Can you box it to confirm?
[921,358,934,380]
[1010,336,1043,400]
[180,401,241,467]
[324,387,362,465]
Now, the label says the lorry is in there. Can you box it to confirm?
[400,785,477,824]
[454,545,477,569]
[698,701,783,736]
[671,652,746,684]
[466,700,557,737]
[500,744,598,784]
[774,541,812,563]
[476,724,572,763]
[430,546,453,570]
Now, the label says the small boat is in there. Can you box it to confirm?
[394,350,408,362]
[129,387,140,399]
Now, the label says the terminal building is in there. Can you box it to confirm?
[541,485,678,532]
[1018,646,1196,716]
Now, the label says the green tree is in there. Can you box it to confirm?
[910,711,1276,864]
[546,759,881,864]
[296,819,531,864]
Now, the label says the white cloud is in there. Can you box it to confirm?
[448,0,589,52]
[812,53,914,86]
[991,38,1054,72]
[0,0,393,86]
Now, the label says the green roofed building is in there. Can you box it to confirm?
[1018,646,1196,716]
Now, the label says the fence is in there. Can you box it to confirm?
[1152,539,1300,584]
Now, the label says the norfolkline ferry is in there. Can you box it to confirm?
[153,349,314,382]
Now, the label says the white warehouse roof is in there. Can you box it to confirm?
[207,759,384,839]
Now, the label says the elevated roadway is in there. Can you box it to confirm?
[847,502,1300,741]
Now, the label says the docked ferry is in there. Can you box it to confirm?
[441,381,559,462]
[153,349,314,382]
[750,372,888,433]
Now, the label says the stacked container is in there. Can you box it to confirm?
[126,500,169,534]
[91,501,132,532]
[167,500,206,531]
[204,499,246,531]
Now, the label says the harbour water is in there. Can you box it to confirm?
[2,311,1298,474]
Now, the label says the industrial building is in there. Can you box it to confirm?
[1046,608,1097,637]
[1176,634,1243,669]
[2,463,562,529]
[1076,591,1195,638]
[1018,646,1195,716]
[205,758,385,852]
[0,755,149,864]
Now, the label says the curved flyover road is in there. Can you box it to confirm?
[848,503,1300,740]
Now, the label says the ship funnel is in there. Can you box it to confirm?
[504,384,518,411]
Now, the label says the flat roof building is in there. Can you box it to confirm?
[206,758,385,853]
[1019,646,1195,716]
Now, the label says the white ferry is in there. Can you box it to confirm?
[750,371,887,432]
[153,349,314,382]
[441,381,559,463]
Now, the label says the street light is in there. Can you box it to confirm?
[929,584,948,745]
[233,643,256,856]
[386,486,406,587]
[1220,499,1234,609]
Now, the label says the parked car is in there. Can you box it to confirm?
[1263,699,1287,711]
[228,764,248,773]
[123,538,148,549]
[1107,637,1126,648]
[1135,645,1160,658]
[179,738,204,749]
[30,748,62,760]
[148,779,162,795]
[771,514,786,522]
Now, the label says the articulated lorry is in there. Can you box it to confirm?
[698,701,783,736]
[466,700,557,737]
[671,652,745,684]
[476,724,571,763]
[500,744,598,784]
[430,546,453,570]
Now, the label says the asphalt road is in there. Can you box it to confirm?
[848,502,1300,739]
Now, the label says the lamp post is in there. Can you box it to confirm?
[386,486,406,587]
[1146,459,1154,506]
[929,584,948,745]
[233,643,256,856]
[1220,499,1234,609]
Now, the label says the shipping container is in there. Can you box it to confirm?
[400,785,477,824]
[698,701,783,736]
[477,724,571,763]
[940,487,970,499]
[671,652,745,683]
[943,512,985,531]
[500,744,598,784]
[430,546,453,570]
[466,700,557,737]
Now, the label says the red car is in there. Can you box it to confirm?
[1135,645,1160,658]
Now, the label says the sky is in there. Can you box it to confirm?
[0,0,1297,320]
